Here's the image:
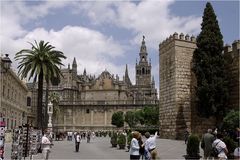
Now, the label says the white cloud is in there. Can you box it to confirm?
[1,25,125,78]
[73,1,201,48]
[0,0,203,92]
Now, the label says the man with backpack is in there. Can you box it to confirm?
[212,133,228,160]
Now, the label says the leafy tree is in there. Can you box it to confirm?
[125,111,136,128]
[192,2,229,118]
[111,111,124,128]
[222,110,239,131]
[135,109,145,125]
[127,106,159,128]
[15,40,66,130]
[143,106,159,125]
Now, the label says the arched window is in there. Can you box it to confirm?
[142,68,145,74]
[27,97,31,106]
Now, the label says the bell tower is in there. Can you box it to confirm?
[136,36,151,86]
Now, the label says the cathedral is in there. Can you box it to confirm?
[28,37,158,132]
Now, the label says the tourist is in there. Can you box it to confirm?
[75,132,81,152]
[212,133,228,160]
[184,128,190,144]
[234,146,240,160]
[129,131,140,160]
[201,129,215,159]
[138,133,145,160]
[144,131,158,160]
[41,129,53,160]
[87,131,91,143]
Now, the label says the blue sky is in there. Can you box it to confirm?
[1,0,239,92]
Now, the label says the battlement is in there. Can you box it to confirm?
[159,32,196,49]
[224,40,240,55]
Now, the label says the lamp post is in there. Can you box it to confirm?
[0,54,12,160]
[47,102,53,141]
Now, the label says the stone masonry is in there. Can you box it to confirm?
[159,33,197,139]
[224,41,240,110]
[159,32,239,139]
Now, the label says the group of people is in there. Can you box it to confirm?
[201,128,240,160]
[129,131,158,160]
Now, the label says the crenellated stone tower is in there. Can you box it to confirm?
[159,32,197,139]
[224,40,240,110]
[159,32,240,139]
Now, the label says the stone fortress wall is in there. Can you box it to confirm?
[159,32,239,139]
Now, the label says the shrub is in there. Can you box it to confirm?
[108,131,112,137]
[110,132,118,147]
[223,110,239,131]
[117,133,126,149]
[186,134,201,158]
[127,132,133,146]
[223,136,237,159]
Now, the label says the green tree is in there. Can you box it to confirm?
[192,2,229,118]
[143,106,159,126]
[15,40,66,130]
[135,109,145,125]
[222,110,239,131]
[124,111,136,128]
[111,111,124,128]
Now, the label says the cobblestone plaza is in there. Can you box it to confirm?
[5,136,204,159]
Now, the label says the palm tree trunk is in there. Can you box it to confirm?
[37,71,44,131]
[45,81,49,129]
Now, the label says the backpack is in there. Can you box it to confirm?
[212,141,220,157]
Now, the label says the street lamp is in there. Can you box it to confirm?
[1,54,12,73]
[47,102,53,128]
[47,102,53,141]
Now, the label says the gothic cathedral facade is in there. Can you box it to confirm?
[28,37,158,132]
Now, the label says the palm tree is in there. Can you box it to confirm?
[15,40,66,130]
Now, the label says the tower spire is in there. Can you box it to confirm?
[125,64,129,77]
[139,35,148,62]
[124,64,132,86]
[72,57,77,73]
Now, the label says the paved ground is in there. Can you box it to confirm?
[4,136,203,159]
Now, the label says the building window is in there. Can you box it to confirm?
[142,68,145,74]
[86,109,90,114]
[27,97,31,106]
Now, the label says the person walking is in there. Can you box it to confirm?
[212,133,228,160]
[138,133,144,160]
[201,129,215,159]
[87,131,91,143]
[144,131,158,160]
[184,128,190,144]
[75,132,81,152]
[41,129,52,160]
[129,131,140,160]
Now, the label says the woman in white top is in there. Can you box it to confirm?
[129,131,140,160]
[212,133,228,160]
[41,130,52,160]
